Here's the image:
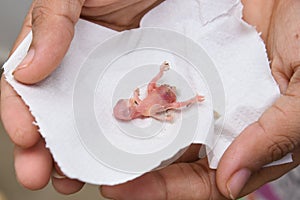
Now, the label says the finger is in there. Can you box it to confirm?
[101,158,228,200]
[51,177,84,195]
[13,0,85,84]
[217,68,300,199]
[14,139,53,190]
[52,177,85,195]
[239,151,300,197]
[101,156,299,200]
[51,163,84,194]
[1,76,40,148]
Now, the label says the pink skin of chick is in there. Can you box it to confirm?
[113,62,205,122]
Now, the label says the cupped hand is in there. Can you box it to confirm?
[101,0,300,199]
[0,0,163,194]
[217,0,300,198]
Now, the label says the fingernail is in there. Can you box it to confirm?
[226,168,251,200]
[51,170,67,179]
[13,48,35,75]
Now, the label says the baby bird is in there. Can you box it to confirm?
[113,62,204,122]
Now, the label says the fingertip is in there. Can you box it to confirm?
[14,140,53,190]
[12,48,39,84]
[12,44,60,84]
[52,177,84,195]
[216,123,265,198]
[1,77,40,148]
[100,185,115,199]
[50,163,84,195]
[100,185,119,199]
[216,116,296,199]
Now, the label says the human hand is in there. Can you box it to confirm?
[0,0,163,194]
[217,0,300,198]
[100,0,300,199]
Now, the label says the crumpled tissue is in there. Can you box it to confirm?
[3,0,292,185]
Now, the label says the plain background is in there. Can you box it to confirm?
[0,0,31,64]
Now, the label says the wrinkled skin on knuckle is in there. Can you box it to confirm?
[279,98,300,136]
[195,165,228,200]
[31,2,53,27]
[267,135,298,162]
[264,102,300,162]
[33,0,83,24]
[178,163,211,200]
[152,161,228,200]
[31,0,82,40]
[180,162,228,200]
[268,0,300,74]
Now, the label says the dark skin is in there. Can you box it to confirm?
[1,0,300,199]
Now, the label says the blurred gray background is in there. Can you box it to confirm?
[0,1,103,199]
[0,0,30,65]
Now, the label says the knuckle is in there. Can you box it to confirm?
[259,102,300,162]
[31,2,52,26]
[272,103,288,120]
[190,162,228,200]
[32,0,83,26]
[267,134,299,162]
[160,163,211,200]
[185,163,210,198]
[57,0,83,25]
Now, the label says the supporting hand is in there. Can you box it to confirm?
[1,0,163,194]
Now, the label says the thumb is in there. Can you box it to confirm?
[217,68,300,199]
[13,0,85,84]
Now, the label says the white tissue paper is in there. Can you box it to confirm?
[3,0,292,185]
